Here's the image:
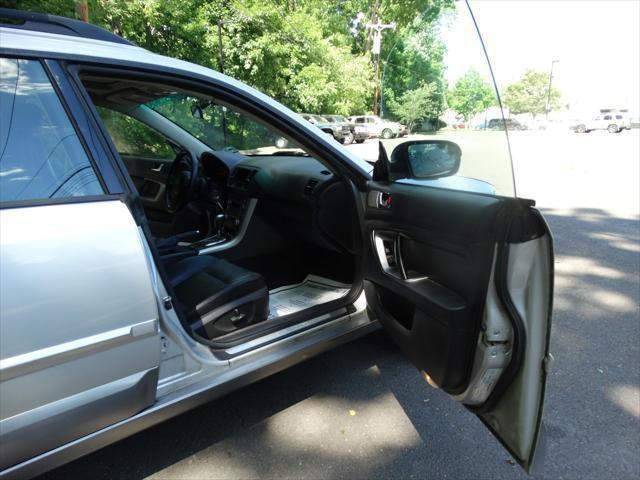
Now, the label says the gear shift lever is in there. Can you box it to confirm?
[214,213,226,235]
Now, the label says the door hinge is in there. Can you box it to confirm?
[543,353,554,374]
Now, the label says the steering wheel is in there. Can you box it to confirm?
[165,151,199,213]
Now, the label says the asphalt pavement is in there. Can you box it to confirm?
[41,130,640,479]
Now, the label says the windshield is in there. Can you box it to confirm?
[147,95,304,155]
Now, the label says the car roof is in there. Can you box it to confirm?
[0,25,232,87]
[0,8,132,45]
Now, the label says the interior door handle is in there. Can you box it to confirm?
[150,163,164,172]
[372,230,407,279]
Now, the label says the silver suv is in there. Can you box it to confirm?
[348,115,403,139]
[0,8,553,479]
[572,111,632,133]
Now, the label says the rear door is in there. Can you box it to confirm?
[0,57,160,472]
[366,1,554,471]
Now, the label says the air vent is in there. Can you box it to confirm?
[231,167,257,187]
[304,178,319,196]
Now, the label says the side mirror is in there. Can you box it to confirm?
[191,104,204,119]
[372,141,391,182]
[389,140,461,180]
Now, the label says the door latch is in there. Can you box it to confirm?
[162,296,173,310]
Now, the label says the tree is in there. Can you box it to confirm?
[447,68,495,122]
[389,82,440,131]
[9,0,451,117]
[381,12,447,120]
[503,69,561,118]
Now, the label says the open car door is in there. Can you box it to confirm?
[364,1,554,470]
[362,140,553,472]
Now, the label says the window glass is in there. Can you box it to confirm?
[380,1,515,196]
[0,58,102,202]
[96,107,176,160]
[148,95,304,154]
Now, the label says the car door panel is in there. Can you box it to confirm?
[121,155,172,210]
[0,200,161,471]
[364,181,507,393]
[119,154,177,235]
[363,180,553,471]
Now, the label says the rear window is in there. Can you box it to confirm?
[0,58,102,202]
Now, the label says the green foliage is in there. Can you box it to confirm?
[502,69,562,117]
[8,0,452,118]
[389,82,440,131]
[447,68,495,122]
[96,107,175,159]
[381,12,448,120]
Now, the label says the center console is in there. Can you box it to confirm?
[189,166,258,253]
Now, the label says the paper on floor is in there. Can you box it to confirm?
[268,275,351,319]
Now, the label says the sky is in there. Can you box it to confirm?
[441,0,640,116]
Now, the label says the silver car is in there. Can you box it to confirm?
[0,8,554,479]
[348,115,402,139]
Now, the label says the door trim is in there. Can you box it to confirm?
[0,319,158,382]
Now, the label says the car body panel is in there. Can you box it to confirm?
[0,200,161,471]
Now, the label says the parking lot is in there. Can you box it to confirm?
[43,130,640,479]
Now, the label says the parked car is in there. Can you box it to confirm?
[348,115,402,139]
[301,113,349,143]
[486,118,528,131]
[324,114,367,144]
[0,9,554,479]
[571,112,631,133]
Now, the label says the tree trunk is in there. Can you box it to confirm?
[75,1,89,22]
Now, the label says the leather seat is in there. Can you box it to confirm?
[165,255,269,340]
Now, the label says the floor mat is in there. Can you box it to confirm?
[268,275,351,319]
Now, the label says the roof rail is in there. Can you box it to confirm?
[0,8,133,46]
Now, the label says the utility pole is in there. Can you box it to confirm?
[367,16,395,116]
[216,18,228,147]
[217,19,225,74]
[546,59,559,120]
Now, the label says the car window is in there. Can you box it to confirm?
[604,115,612,120]
[380,1,515,196]
[0,58,102,202]
[147,95,307,155]
[95,107,176,160]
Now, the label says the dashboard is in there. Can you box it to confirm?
[200,151,230,185]
[196,149,353,253]
[200,150,335,204]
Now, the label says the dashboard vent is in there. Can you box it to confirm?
[231,167,256,187]
[304,178,319,196]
